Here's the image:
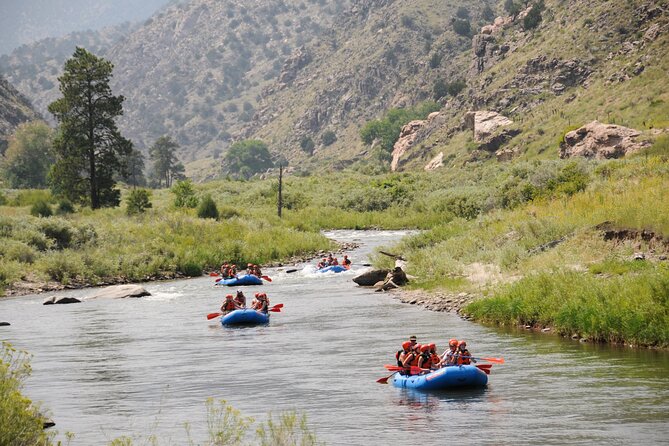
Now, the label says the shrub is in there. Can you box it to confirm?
[11,189,52,206]
[447,79,466,96]
[178,259,203,277]
[219,206,240,220]
[452,18,471,37]
[197,195,219,219]
[30,200,52,217]
[2,240,37,264]
[0,342,54,446]
[38,218,74,249]
[429,52,441,69]
[126,188,153,215]
[0,191,6,205]
[300,136,316,155]
[172,179,199,208]
[321,130,337,146]
[56,198,75,215]
[523,2,544,30]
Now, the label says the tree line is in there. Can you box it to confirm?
[0,47,278,210]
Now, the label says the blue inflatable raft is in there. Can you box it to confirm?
[391,365,488,390]
[220,309,270,326]
[215,274,263,286]
[317,265,349,273]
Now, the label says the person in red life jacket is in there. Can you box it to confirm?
[246,263,254,276]
[254,264,263,278]
[409,335,417,349]
[220,262,229,278]
[395,341,412,367]
[342,255,351,268]
[456,340,476,365]
[401,343,420,369]
[230,264,238,277]
[428,343,440,369]
[251,292,270,313]
[317,258,327,269]
[438,338,459,367]
[332,257,339,266]
[220,294,236,314]
[417,344,434,371]
[234,290,246,308]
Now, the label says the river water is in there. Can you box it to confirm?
[1,230,668,445]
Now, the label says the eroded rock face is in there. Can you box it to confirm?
[560,121,650,159]
[390,112,441,172]
[463,110,514,142]
[86,284,151,300]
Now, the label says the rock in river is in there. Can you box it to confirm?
[86,284,151,300]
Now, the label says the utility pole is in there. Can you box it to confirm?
[278,164,283,218]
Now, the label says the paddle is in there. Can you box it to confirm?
[206,304,283,320]
[261,275,273,282]
[286,269,298,273]
[376,373,396,384]
[209,272,220,277]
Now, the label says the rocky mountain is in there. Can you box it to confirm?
[0,75,40,153]
[0,23,136,126]
[2,0,667,180]
[0,0,173,55]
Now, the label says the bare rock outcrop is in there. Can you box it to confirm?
[464,110,514,142]
[424,152,444,171]
[559,121,650,159]
[86,284,151,300]
[278,47,311,88]
[390,112,441,172]
[353,269,389,287]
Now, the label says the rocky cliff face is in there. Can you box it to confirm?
[0,75,40,152]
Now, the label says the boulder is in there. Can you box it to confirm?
[390,120,426,171]
[560,121,650,159]
[463,111,514,142]
[353,269,389,287]
[86,284,151,300]
[424,152,444,171]
[43,296,81,305]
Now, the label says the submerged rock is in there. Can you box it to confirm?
[43,296,81,305]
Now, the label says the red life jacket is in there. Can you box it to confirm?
[457,349,471,365]
[222,299,236,311]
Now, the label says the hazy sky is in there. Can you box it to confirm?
[0,0,175,55]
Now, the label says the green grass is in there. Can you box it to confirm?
[465,266,669,347]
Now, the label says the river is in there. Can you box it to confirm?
[1,230,668,445]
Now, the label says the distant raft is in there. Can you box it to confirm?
[317,265,349,273]
[215,274,263,286]
[391,365,488,390]
[220,309,270,326]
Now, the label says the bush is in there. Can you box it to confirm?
[126,188,153,215]
[300,136,316,155]
[0,191,6,205]
[38,218,74,249]
[197,195,219,219]
[219,206,240,219]
[452,18,471,37]
[523,2,544,30]
[172,179,199,208]
[11,189,52,207]
[56,198,75,215]
[0,342,54,446]
[30,200,52,217]
[321,130,337,147]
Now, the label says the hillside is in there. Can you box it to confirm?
[0,0,172,55]
[0,0,667,181]
[0,75,40,153]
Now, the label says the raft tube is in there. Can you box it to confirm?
[220,309,270,326]
[215,274,263,286]
[391,365,488,390]
[317,265,349,273]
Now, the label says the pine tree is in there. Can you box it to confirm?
[149,136,183,188]
[48,47,132,209]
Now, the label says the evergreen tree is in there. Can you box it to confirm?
[48,47,132,209]
[123,148,146,187]
[149,135,183,188]
[223,139,274,179]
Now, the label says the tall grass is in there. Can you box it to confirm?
[465,266,669,347]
